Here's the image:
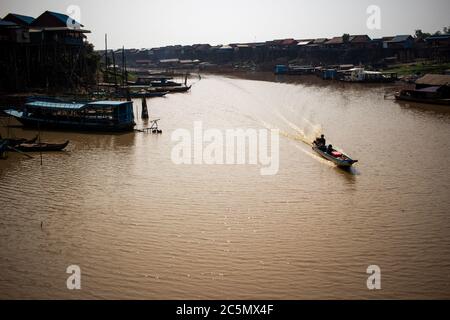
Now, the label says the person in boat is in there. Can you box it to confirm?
[327,144,334,154]
[314,134,326,151]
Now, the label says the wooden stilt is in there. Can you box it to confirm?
[141,97,149,119]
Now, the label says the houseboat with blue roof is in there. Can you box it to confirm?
[5,98,135,132]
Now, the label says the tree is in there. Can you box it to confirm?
[342,33,350,43]
[414,29,431,40]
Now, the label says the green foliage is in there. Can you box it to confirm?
[385,62,450,76]
[342,33,350,43]
[415,26,450,39]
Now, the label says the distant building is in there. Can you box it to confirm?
[396,74,450,104]
[425,34,450,47]
[325,35,371,48]
[384,35,414,49]
[312,38,328,45]
[349,35,371,48]
[266,38,298,49]
[297,39,314,46]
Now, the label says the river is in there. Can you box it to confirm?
[1,73,450,299]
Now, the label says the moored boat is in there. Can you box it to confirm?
[394,89,450,106]
[312,145,358,167]
[129,91,169,98]
[3,135,38,147]
[14,140,69,152]
[394,74,450,106]
[147,85,191,93]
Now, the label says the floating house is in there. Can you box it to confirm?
[5,98,135,132]
[395,74,450,105]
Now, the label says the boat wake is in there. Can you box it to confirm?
[273,111,322,146]
[253,114,333,165]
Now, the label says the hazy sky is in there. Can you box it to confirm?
[1,0,449,49]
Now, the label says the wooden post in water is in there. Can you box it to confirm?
[126,87,131,102]
[141,97,148,119]
[112,50,118,91]
[123,46,128,85]
[104,34,108,83]
[38,121,42,166]
[121,46,125,86]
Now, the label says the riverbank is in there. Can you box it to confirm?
[384,61,450,76]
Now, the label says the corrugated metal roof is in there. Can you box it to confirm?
[47,11,83,27]
[326,37,343,44]
[416,86,441,92]
[415,74,450,86]
[425,34,450,40]
[26,101,86,110]
[26,100,130,110]
[6,13,35,25]
[88,101,131,106]
[388,35,412,43]
[349,35,371,43]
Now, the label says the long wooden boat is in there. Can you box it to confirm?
[3,135,38,147]
[149,85,191,93]
[14,140,69,152]
[312,145,358,167]
[4,98,135,132]
[149,80,182,87]
[129,91,169,98]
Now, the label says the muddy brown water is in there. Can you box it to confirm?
[1,73,450,299]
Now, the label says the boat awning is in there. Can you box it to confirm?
[26,100,131,110]
[87,101,131,107]
[26,101,86,110]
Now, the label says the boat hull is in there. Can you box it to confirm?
[5,110,135,132]
[15,141,69,152]
[312,146,357,167]
[129,91,168,98]
[395,94,450,106]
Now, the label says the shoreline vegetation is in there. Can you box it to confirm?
[383,61,450,76]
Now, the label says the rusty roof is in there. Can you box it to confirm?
[415,74,450,86]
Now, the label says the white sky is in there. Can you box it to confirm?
[1,0,449,49]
